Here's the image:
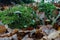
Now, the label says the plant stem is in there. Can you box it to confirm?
[52,13,60,26]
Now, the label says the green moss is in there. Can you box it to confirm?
[0,5,36,29]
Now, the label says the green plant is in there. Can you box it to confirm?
[0,5,36,29]
[38,3,56,19]
[37,2,56,24]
